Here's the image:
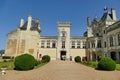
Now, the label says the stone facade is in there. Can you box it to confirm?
[5,7,120,62]
[86,7,120,63]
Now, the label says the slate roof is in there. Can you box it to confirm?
[19,20,40,32]
[101,11,113,22]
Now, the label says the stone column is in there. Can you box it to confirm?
[95,39,98,61]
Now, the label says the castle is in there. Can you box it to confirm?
[5,7,120,62]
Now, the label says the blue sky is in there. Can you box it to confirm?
[0,0,120,49]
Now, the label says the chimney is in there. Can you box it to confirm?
[87,16,91,27]
[20,18,24,27]
[27,15,32,30]
[36,19,41,31]
[111,8,117,21]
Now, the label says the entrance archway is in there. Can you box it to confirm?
[110,52,116,61]
[60,51,66,60]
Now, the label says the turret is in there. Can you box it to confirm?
[111,8,117,21]
[36,19,41,32]
[104,6,108,13]
[87,16,93,37]
[20,18,24,27]
[87,16,91,27]
[27,15,32,30]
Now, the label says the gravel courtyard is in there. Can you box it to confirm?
[1,60,120,80]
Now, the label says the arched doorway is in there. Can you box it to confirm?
[60,51,66,60]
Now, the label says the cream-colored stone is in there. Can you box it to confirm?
[5,8,120,62]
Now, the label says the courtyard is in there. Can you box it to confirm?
[0,60,120,80]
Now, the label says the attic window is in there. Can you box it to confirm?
[104,30,106,34]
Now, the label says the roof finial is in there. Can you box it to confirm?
[104,6,108,13]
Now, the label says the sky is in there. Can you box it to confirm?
[0,0,120,50]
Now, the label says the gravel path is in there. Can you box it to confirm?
[1,60,120,80]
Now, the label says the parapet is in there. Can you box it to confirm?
[57,22,71,27]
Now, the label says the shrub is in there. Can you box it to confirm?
[74,56,81,62]
[41,55,50,63]
[98,57,116,71]
[14,54,36,70]
[82,61,98,68]
[3,59,7,62]
[35,60,41,66]
[2,56,11,59]
[98,56,103,61]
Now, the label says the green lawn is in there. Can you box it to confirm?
[34,63,47,69]
[0,61,14,70]
[0,61,47,70]
[116,64,120,70]
[82,61,98,68]
[81,61,120,71]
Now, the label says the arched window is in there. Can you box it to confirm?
[118,33,120,45]
[62,41,65,48]
[61,31,66,37]
[109,36,113,47]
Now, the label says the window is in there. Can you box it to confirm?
[91,41,95,48]
[83,41,86,48]
[52,42,56,48]
[104,30,106,34]
[77,41,80,48]
[88,42,90,48]
[41,43,44,48]
[62,31,66,37]
[72,41,75,48]
[118,34,120,45]
[92,43,95,48]
[62,33,66,37]
[47,40,50,48]
[97,40,101,48]
[104,42,106,48]
[109,36,113,47]
[41,40,45,48]
[62,41,65,48]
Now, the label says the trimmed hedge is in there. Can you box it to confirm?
[41,55,50,63]
[74,56,81,62]
[14,54,36,70]
[2,56,14,59]
[35,60,41,66]
[98,57,116,71]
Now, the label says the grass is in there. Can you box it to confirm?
[116,64,120,70]
[81,61,120,71]
[34,62,47,69]
[0,61,14,70]
[82,61,98,68]
[0,60,48,70]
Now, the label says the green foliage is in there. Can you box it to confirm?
[41,55,51,63]
[98,57,116,71]
[35,60,41,66]
[116,64,120,70]
[14,54,36,70]
[74,56,81,62]
[98,56,103,61]
[2,56,11,59]
[0,61,14,70]
[82,61,98,68]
